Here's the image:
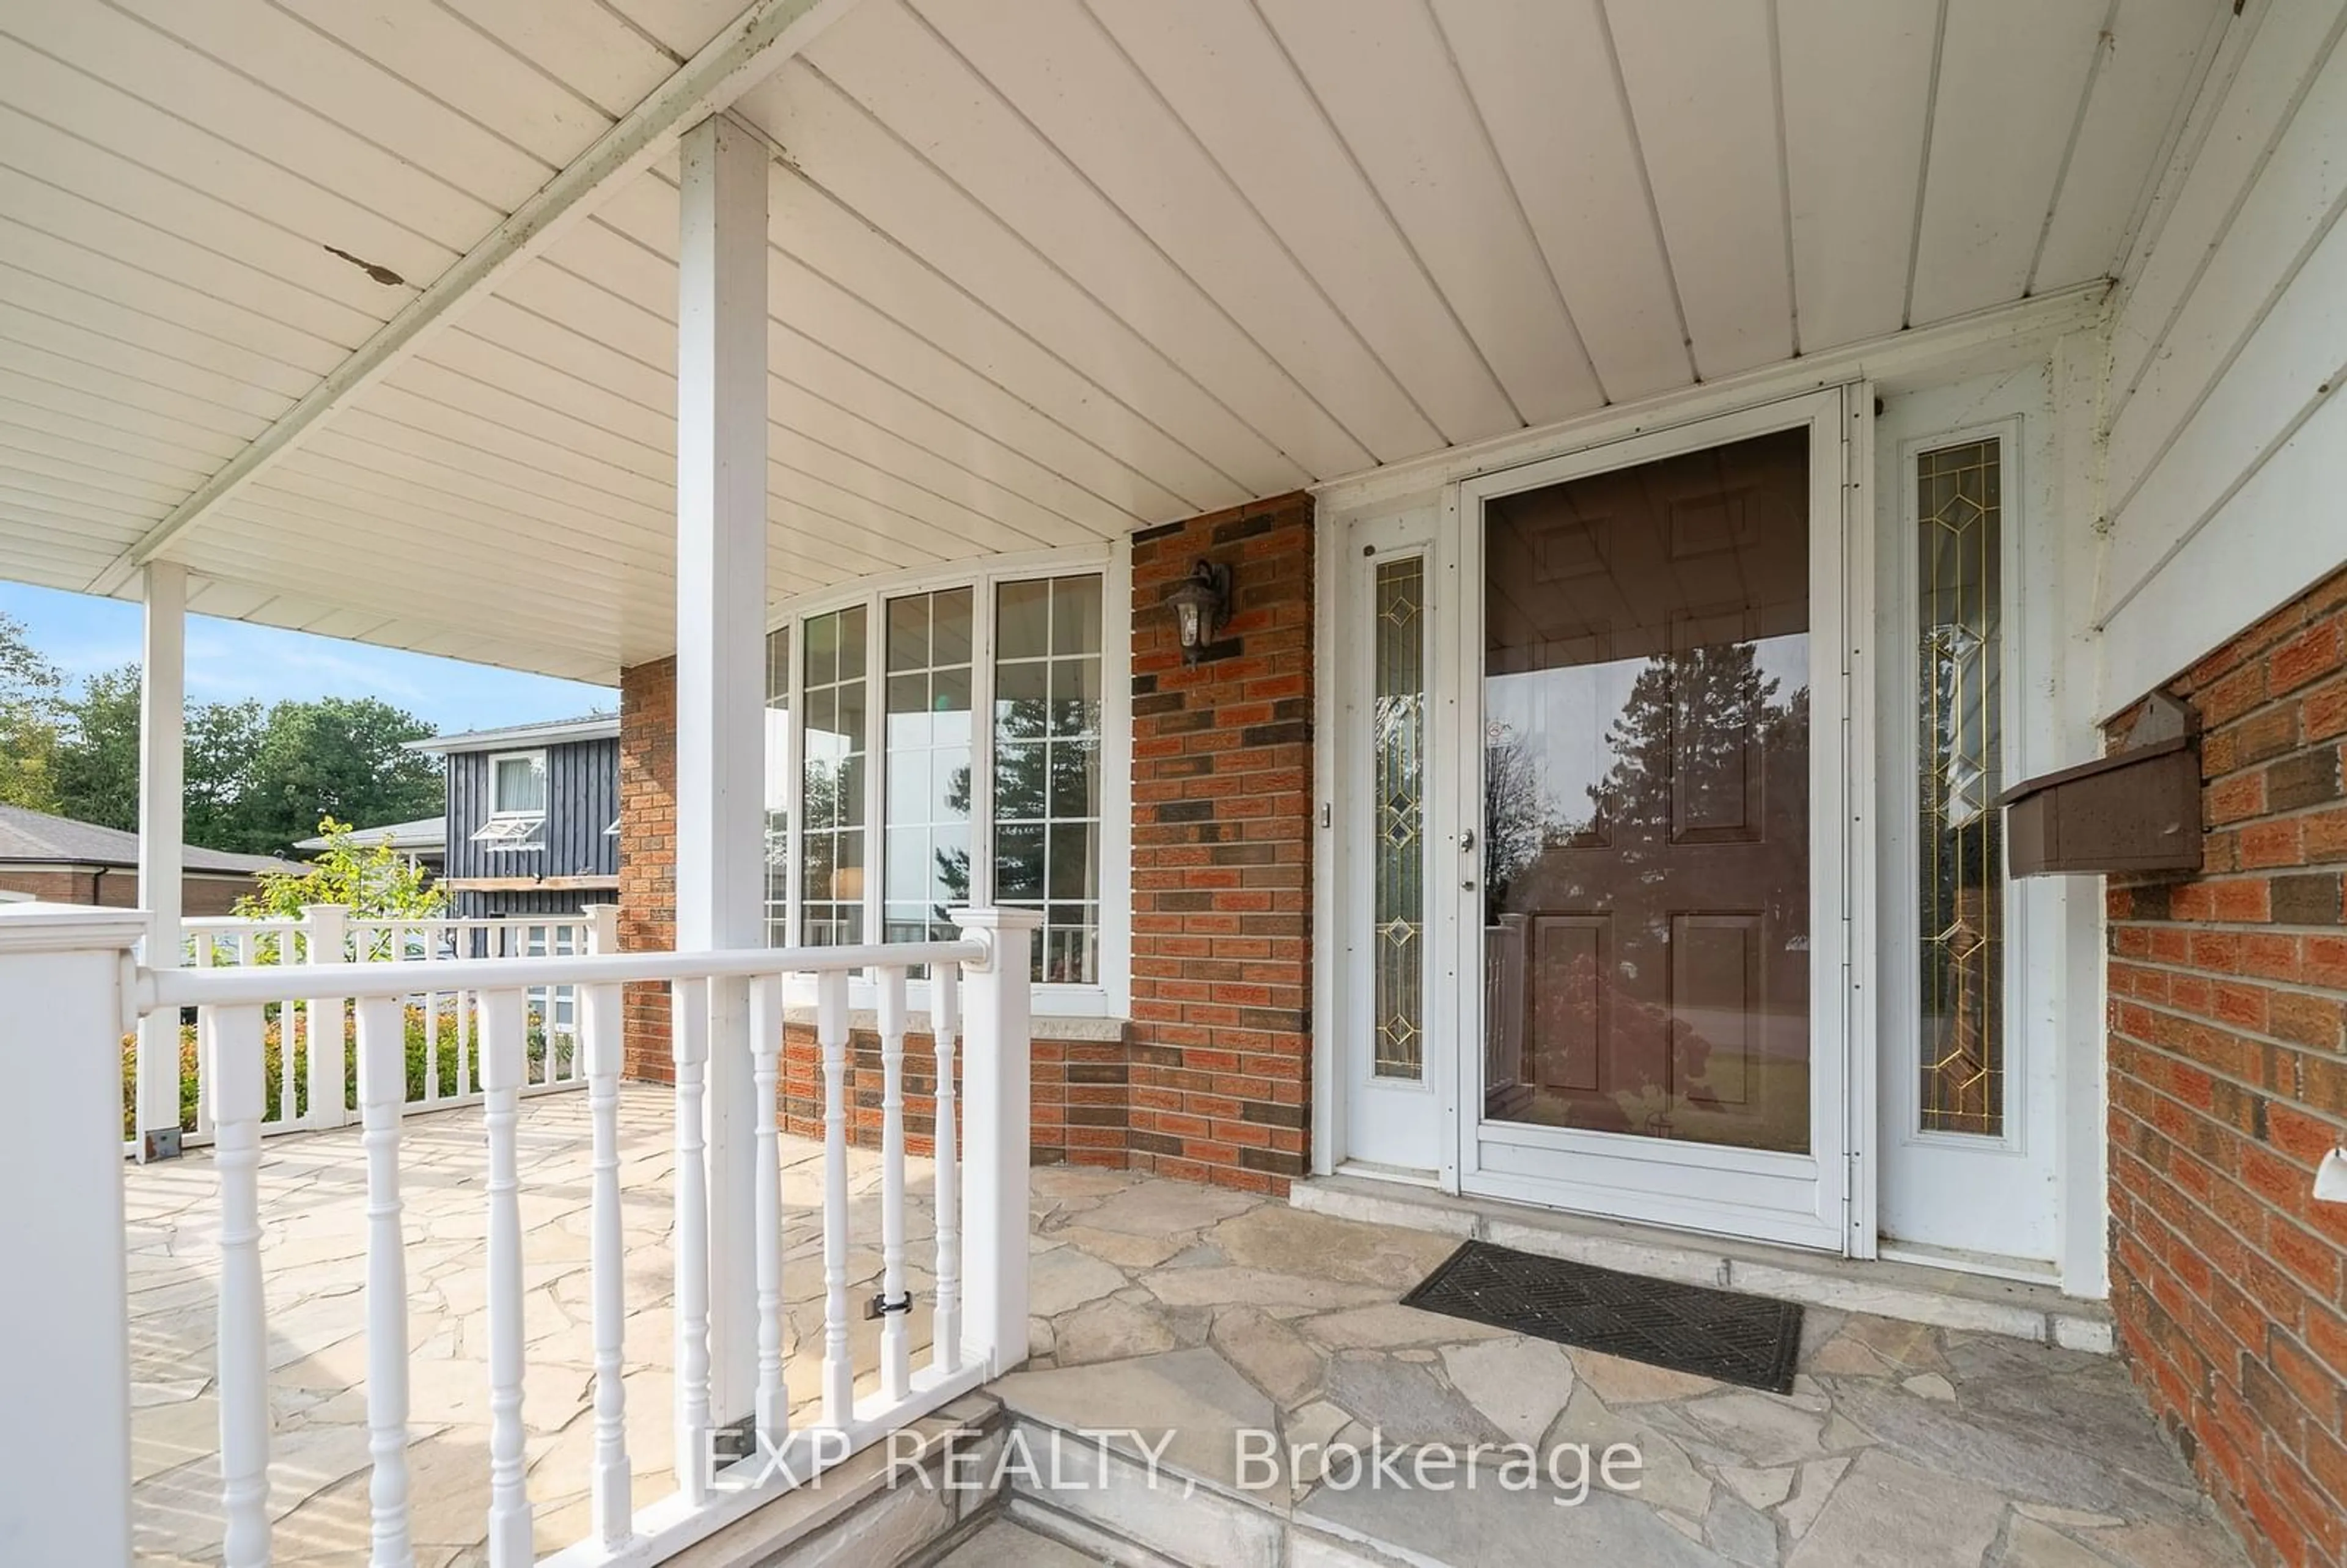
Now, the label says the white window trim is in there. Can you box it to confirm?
[476,749,549,852]
[765,540,1131,1020]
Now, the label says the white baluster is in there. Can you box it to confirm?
[749,973,787,1446]
[580,970,631,1545]
[421,926,441,1105]
[876,966,910,1404]
[929,964,962,1376]
[306,905,350,1130]
[205,1003,271,1567]
[191,936,215,1138]
[478,987,532,1565]
[279,926,300,1124]
[672,976,714,1504]
[355,995,414,1567]
[453,929,472,1099]
[817,969,853,1427]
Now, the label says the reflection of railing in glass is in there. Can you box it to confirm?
[1917,439,2004,1136]
[1373,557,1426,1079]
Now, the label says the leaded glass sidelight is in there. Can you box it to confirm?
[1917,439,2005,1135]
[1373,557,1427,1079]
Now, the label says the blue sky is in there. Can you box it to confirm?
[0,581,614,735]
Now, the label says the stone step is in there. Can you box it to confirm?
[1290,1176,2113,1355]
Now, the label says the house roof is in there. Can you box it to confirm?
[0,2,2231,684]
[408,714,620,755]
[292,816,447,855]
[0,807,304,876]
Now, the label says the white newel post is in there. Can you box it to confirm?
[135,559,186,1159]
[304,903,350,1129]
[0,906,145,1564]
[949,908,1040,1376]
[674,110,768,1434]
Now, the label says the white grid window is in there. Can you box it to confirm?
[474,751,547,851]
[884,588,974,950]
[765,568,1110,988]
[799,605,867,947]
[764,629,791,946]
[993,576,1102,984]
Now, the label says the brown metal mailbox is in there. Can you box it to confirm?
[1999,734,2202,877]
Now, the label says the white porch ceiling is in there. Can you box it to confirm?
[0,0,2230,683]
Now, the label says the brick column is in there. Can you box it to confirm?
[618,656,677,1081]
[2106,568,2347,1567]
[1126,493,1315,1193]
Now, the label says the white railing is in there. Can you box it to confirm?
[141,908,601,1151]
[17,902,1038,1568]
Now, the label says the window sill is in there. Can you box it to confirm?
[776,1004,1127,1043]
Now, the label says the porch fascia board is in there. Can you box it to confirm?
[83,0,870,599]
[1310,282,2111,515]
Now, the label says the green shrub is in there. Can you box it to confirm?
[121,1005,560,1138]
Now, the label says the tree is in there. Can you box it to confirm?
[233,698,441,855]
[49,664,140,830]
[48,669,443,856]
[0,612,62,811]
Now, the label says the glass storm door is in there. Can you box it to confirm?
[1455,393,1854,1251]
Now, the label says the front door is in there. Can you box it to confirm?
[1453,392,1856,1251]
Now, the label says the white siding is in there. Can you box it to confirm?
[2097,2,2347,708]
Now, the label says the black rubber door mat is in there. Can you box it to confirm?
[1401,1241,1804,1394]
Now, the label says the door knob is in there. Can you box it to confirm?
[1458,829,1476,851]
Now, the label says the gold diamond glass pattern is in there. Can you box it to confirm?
[1917,440,2004,1136]
[1373,557,1427,1079]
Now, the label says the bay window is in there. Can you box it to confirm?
[764,560,1118,996]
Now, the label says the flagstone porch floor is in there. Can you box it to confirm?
[124,1087,2247,1568]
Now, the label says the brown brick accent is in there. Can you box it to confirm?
[618,656,677,1082]
[1126,492,1315,1194]
[2107,566,2347,1568]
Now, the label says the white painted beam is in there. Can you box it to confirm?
[133,559,184,1154]
[674,113,769,1437]
[84,0,865,598]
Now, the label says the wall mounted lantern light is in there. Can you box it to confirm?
[1168,558,1232,664]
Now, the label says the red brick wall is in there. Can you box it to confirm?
[618,656,677,1082]
[2107,569,2347,1567]
[0,868,265,915]
[774,1024,1125,1167]
[1126,493,1315,1193]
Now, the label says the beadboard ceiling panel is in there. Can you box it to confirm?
[0,0,2227,680]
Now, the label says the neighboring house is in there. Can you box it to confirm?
[408,714,618,920]
[0,805,299,915]
[291,815,447,879]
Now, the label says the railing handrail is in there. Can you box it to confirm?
[141,939,988,1011]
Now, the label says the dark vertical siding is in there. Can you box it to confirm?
[443,735,619,918]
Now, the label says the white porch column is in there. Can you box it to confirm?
[0,904,147,1562]
[675,112,768,1432]
[134,559,186,1158]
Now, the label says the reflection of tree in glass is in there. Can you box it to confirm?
[934,700,1098,921]
[1533,642,1808,1119]
[1482,727,1544,913]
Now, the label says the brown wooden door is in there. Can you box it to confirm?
[1482,428,1813,1155]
